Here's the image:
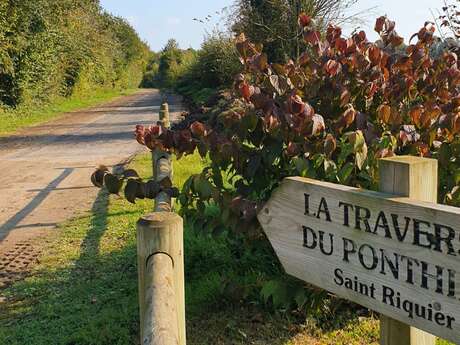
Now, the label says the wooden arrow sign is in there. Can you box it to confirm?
[258,176,460,344]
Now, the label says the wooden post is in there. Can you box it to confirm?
[379,156,437,345]
[137,212,186,345]
[159,103,170,128]
[152,102,173,212]
[143,253,179,345]
[152,149,173,212]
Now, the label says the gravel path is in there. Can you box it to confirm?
[0,89,183,287]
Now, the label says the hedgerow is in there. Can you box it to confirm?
[0,0,149,109]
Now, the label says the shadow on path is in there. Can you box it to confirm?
[0,168,74,243]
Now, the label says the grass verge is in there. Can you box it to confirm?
[0,152,451,345]
[0,88,139,136]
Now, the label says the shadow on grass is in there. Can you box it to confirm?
[0,189,141,345]
[1,188,378,345]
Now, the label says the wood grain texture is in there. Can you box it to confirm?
[153,150,172,212]
[137,212,186,345]
[143,253,179,345]
[379,157,436,345]
[258,172,460,343]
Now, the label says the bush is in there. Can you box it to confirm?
[0,0,149,109]
[144,33,241,106]
[135,15,460,237]
[231,0,358,62]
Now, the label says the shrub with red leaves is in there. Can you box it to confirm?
[134,16,460,237]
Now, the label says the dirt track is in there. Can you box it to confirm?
[0,89,182,287]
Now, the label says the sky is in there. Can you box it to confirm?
[99,0,446,52]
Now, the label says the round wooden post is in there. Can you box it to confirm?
[137,212,186,345]
[152,149,173,212]
[153,102,173,211]
[144,253,179,345]
[159,103,170,128]
[379,156,437,345]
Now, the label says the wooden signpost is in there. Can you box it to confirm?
[258,156,460,344]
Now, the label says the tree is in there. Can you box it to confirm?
[231,0,358,62]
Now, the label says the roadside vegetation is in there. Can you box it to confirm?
[0,152,381,345]
[141,34,240,107]
[1,0,459,344]
[130,2,459,345]
[0,0,150,133]
[141,0,360,107]
[0,88,138,136]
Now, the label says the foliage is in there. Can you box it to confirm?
[0,0,149,109]
[88,15,460,317]
[1,152,389,345]
[133,15,460,243]
[142,33,241,107]
[439,1,460,38]
[140,53,161,88]
[90,163,179,203]
[231,0,358,62]
[153,39,198,89]
[178,32,241,92]
[0,88,138,136]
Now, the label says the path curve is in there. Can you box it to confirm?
[0,89,183,287]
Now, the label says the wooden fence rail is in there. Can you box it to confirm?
[137,103,186,345]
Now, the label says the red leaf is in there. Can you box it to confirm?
[340,88,351,107]
[287,94,305,115]
[239,82,254,102]
[286,142,299,157]
[377,104,391,124]
[375,16,386,33]
[324,134,337,156]
[190,121,207,138]
[409,105,423,127]
[324,59,342,76]
[298,13,311,27]
[311,114,325,136]
[366,45,381,66]
[343,105,357,127]
[303,29,321,45]
[326,25,342,44]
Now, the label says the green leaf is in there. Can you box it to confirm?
[294,157,309,176]
[324,159,337,175]
[197,177,214,199]
[337,162,354,184]
[242,112,258,132]
[312,154,325,169]
[294,286,309,309]
[211,164,224,189]
[246,155,261,178]
[260,280,289,309]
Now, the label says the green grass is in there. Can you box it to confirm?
[0,88,139,136]
[0,152,453,345]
